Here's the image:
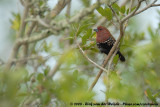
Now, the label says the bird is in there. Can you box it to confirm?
[94,26,125,62]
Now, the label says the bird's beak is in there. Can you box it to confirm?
[93,29,98,32]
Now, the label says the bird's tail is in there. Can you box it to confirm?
[117,51,125,62]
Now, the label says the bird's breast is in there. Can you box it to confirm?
[96,35,109,43]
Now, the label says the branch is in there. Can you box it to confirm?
[58,0,105,28]
[5,0,34,69]
[130,0,134,12]
[18,31,50,44]
[111,0,119,5]
[88,41,119,91]
[18,0,30,38]
[66,0,71,18]
[26,17,60,34]
[120,0,129,7]
[121,0,159,23]
[37,16,50,28]
[20,22,37,66]
[12,55,50,64]
[108,0,120,23]
[51,0,71,18]
[5,30,50,69]
[108,5,120,23]
[89,0,147,91]
[92,17,107,28]
[69,2,100,23]
[108,48,119,71]
[29,0,105,36]
[78,44,108,73]
[123,0,134,33]
[47,62,61,77]
[19,0,24,6]
[121,0,144,24]
[134,0,158,16]
[151,4,160,6]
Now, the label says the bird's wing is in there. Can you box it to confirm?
[105,36,116,46]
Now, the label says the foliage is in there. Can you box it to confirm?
[96,7,112,21]
[1,0,160,106]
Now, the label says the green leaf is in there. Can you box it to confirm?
[112,3,120,10]
[96,7,112,21]
[17,92,28,97]
[41,92,51,105]
[54,72,95,103]
[39,1,44,6]
[153,92,160,98]
[82,29,92,45]
[44,66,50,76]
[113,55,119,64]
[50,51,61,56]
[148,26,156,40]
[80,0,90,7]
[126,8,129,14]
[96,7,105,16]
[120,6,126,14]
[73,70,78,78]
[37,73,44,82]
[131,6,136,12]
[105,8,112,21]
[11,13,21,31]
[76,24,92,37]
[112,3,120,15]
[145,89,157,103]
[91,32,96,38]
[43,41,48,52]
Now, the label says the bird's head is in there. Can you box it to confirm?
[93,26,106,33]
[94,26,112,43]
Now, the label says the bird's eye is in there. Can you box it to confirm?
[99,28,102,30]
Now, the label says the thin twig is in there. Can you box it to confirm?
[65,0,72,25]
[92,17,107,28]
[111,20,119,29]
[122,0,134,33]
[26,17,61,33]
[111,0,119,5]
[12,55,50,64]
[58,0,105,27]
[121,0,144,24]
[18,30,50,44]
[151,4,160,6]
[134,0,158,16]
[37,16,50,28]
[47,62,61,77]
[69,2,101,23]
[108,5,120,23]
[130,0,134,12]
[120,0,129,7]
[78,44,108,73]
